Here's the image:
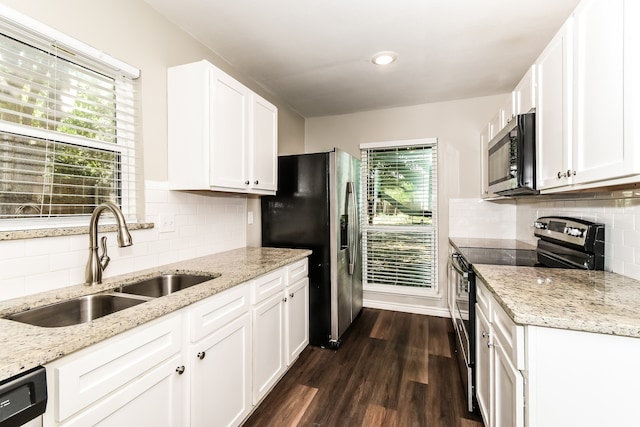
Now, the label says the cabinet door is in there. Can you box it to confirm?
[498,93,515,130]
[488,114,500,140]
[210,68,249,191]
[191,313,252,427]
[252,292,285,404]
[514,66,535,115]
[624,0,640,177]
[55,355,186,427]
[572,0,626,184]
[536,21,572,190]
[475,306,493,427]
[285,277,309,365]
[49,314,183,423]
[249,93,278,193]
[494,340,524,427]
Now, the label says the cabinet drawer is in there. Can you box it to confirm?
[50,313,182,422]
[476,278,493,321]
[492,301,524,370]
[286,258,308,284]
[190,282,250,343]
[252,268,286,304]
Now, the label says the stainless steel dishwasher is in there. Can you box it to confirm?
[0,366,47,427]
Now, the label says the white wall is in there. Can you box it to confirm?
[0,0,304,300]
[305,94,505,315]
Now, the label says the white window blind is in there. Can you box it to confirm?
[0,10,139,227]
[361,140,437,290]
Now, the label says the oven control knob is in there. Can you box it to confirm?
[565,227,584,237]
[534,221,547,230]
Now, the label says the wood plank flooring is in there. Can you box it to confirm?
[243,308,485,427]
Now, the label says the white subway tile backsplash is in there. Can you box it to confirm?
[0,181,248,301]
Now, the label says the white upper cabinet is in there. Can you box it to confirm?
[168,60,278,195]
[514,65,536,115]
[535,20,572,190]
[249,93,278,193]
[210,68,250,191]
[571,0,626,185]
[532,0,640,193]
[498,92,515,130]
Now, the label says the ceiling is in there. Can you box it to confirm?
[144,0,581,118]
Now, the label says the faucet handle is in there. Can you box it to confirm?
[99,236,110,270]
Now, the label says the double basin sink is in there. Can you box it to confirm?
[7,273,219,328]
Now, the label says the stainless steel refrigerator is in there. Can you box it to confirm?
[261,149,362,349]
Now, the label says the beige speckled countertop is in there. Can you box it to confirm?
[0,247,311,381]
[473,264,640,338]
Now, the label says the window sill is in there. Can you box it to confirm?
[0,222,155,241]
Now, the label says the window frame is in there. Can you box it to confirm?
[360,138,438,297]
[0,5,140,231]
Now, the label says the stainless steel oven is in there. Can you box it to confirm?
[450,216,605,413]
[448,252,476,412]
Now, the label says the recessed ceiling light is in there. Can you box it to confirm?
[371,51,397,66]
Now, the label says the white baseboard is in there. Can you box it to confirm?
[363,298,451,318]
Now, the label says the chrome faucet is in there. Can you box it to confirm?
[85,201,133,285]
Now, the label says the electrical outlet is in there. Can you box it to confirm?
[247,211,254,225]
[158,213,176,233]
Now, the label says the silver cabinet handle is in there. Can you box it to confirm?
[197,351,206,360]
[283,297,288,302]
[254,180,259,185]
[289,293,294,298]
[176,366,185,375]
[557,171,563,179]
[245,180,250,185]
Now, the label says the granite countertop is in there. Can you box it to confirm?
[474,264,640,338]
[0,247,311,381]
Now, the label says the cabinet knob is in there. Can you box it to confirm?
[283,297,288,302]
[557,171,563,179]
[289,293,294,298]
[254,180,259,185]
[487,341,494,349]
[197,351,206,360]
[176,365,185,375]
[245,180,250,185]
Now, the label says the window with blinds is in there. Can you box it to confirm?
[360,140,437,291]
[0,12,139,228]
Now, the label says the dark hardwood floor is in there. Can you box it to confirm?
[243,308,485,427]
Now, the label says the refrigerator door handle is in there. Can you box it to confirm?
[347,181,356,275]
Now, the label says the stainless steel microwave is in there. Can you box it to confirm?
[487,112,538,196]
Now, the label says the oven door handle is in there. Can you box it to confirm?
[449,257,469,278]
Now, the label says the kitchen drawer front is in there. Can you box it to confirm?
[492,301,524,370]
[252,267,286,304]
[476,278,493,321]
[51,313,183,422]
[286,258,308,285]
[189,282,250,343]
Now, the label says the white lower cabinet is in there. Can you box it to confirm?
[252,290,286,404]
[43,313,186,427]
[285,276,309,365]
[475,279,524,427]
[44,257,309,427]
[188,283,252,427]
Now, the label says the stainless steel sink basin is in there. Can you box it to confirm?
[114,273,218,298]
[7,294,145,328]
